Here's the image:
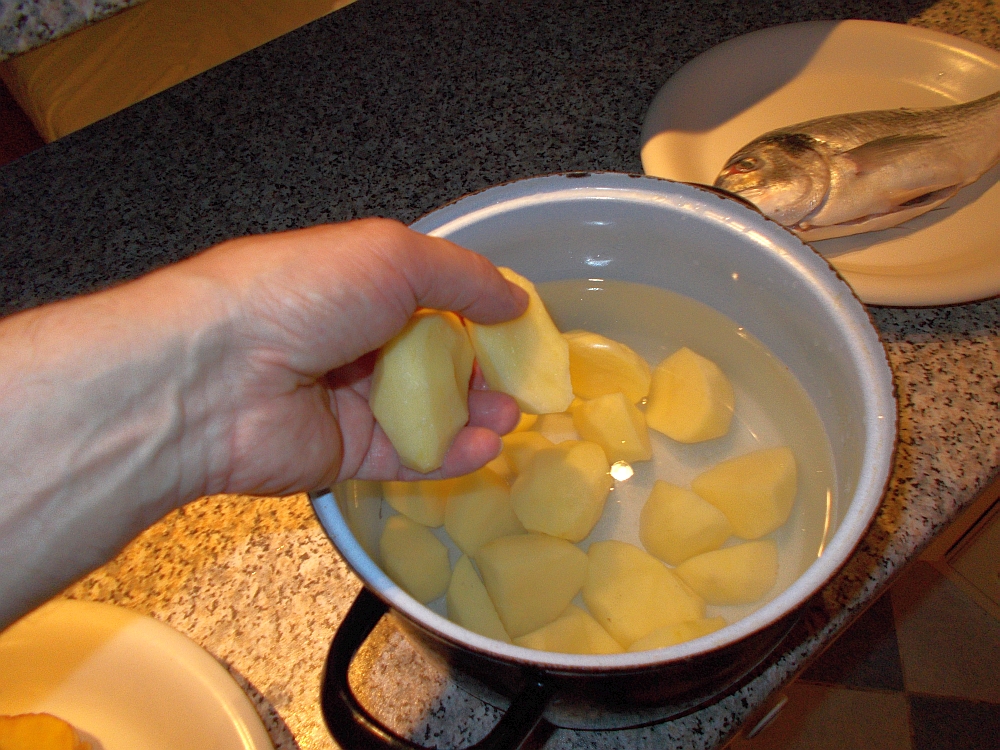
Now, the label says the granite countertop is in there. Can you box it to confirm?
[0,0,148,59]
[2,1,999,748]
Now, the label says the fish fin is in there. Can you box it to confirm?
[840,134,946,175]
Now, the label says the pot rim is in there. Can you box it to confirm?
[313,172,897,672]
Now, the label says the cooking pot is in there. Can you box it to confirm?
[310,173,897,748]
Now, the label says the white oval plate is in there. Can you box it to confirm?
[0,599,273,750]
[640,20,1000,306]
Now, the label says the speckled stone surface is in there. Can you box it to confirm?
[0,0,148,59]
[2,1,1000,748]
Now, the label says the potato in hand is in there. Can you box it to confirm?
[645,347,734,443]
[465,268,574,415]
[510,440,613,542]
[691,447,798,539]
[369,310,475,472]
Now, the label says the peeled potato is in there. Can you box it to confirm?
[501,431,555,475]
[626,617,728,652]
[444,468,524,556]
[571,392,652,463]
[369,310,475,472]
[510,440,613,542]
[447,555,511,642]
[0,714,90,750]
[474,533,588,638]
[531,411,579,442]
[379,515,451,603]
[513,413,539,432]
[644,346,734,443]
[675,540,779,605]
[583,540,705,648]
[382,479,453,527]
[691,447,798,539]
[514,605,623,655]
[465,268,574,414]
[639,481,733,566]
[564,330,652,403]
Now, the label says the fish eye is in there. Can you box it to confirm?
[733,157,759,173]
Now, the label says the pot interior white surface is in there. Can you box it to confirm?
[312,172,896,671]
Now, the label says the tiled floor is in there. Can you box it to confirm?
[731,562,1000,750]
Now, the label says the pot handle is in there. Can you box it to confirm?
[321,587,557,750]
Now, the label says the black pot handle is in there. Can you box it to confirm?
[321,587,557,750]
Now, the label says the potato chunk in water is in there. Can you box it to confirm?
[564,329,651,403]
[645,346,734,443]
[444,468,524,556]
[379,515,451,604]
[474,533,588,638]
[510,440,613,542]
[676,540,779,605]
[626,616,728,652]
[691,447,798,539]
[583,540,705,649]
[501,431,555,475]
[447,555,511,643]
[514,605,623,655]
[382,479,453,528]
[571,391,652,463]
[639,481,733,566]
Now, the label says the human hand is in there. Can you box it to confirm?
[169,218,528,495]
[0,219,527,627]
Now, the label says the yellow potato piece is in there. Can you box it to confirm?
[571,392,652,463]
[675,541,779,605]
[510,440,613,542]
[644,346,734,443]
[514,605,623,655]
[447,555,511,643]
[531,411,579,442]
[0,714,89,750]
[444,468,524,556]
[564,330,652,403]
[465,268,573,414]
[382,478,454,527]
[691,446,798,539]
[474,533,587,638]
[379,515,451,603]
[337,479,384,561]
[513,413,539,432]
[501,431,555,475]
[639,481,733,566]
[626,617,728,652]
[369,310,475,472]
[583,540,705,649]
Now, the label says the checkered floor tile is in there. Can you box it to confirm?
[730,562,1000,749]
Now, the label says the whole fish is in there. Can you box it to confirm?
[713,90,1000,241]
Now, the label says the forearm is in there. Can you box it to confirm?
[0,269,227,628]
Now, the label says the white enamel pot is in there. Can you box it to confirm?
[310,173,897,749]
